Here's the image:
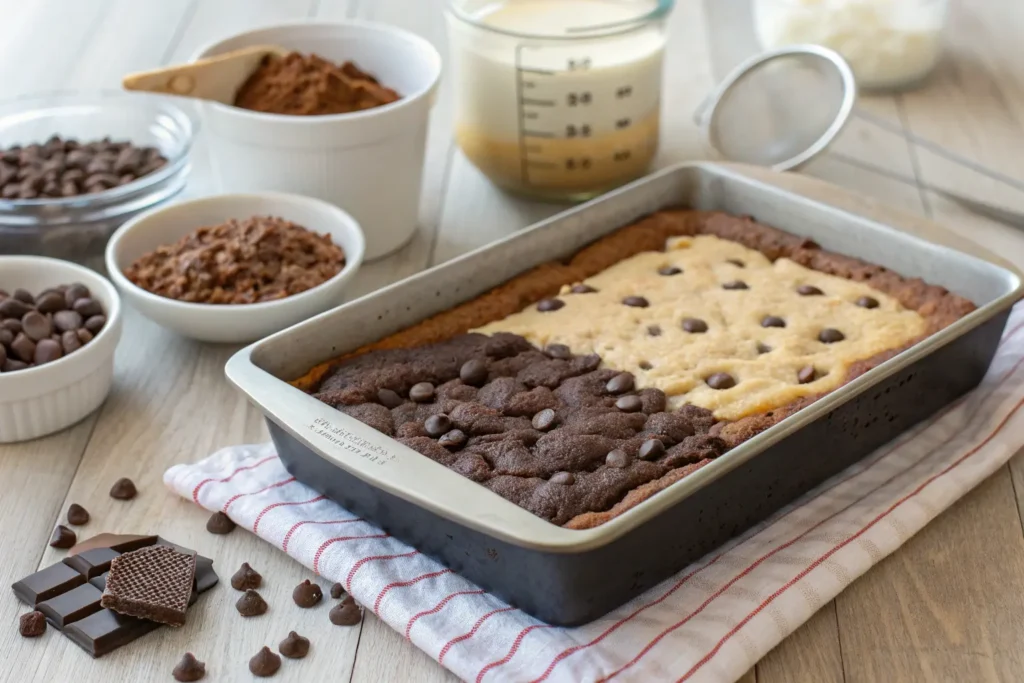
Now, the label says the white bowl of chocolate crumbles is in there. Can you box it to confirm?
[0,256,123,443]
[104,192,365,344]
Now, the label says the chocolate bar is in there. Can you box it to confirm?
[10,534,217,657]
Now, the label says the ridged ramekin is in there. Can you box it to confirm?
[0,257,122,443]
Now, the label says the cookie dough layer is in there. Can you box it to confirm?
[473,234,927,421]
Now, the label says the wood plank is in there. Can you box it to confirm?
[351,614,461,683]
[835,466,1024,682]
[757,602,844,683]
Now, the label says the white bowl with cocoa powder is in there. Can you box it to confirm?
[104,192,365,344]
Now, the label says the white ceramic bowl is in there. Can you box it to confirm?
[104,192,366,344]
[193,21,443,261]
[0,257,123,443]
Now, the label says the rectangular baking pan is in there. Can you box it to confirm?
[226,162,1023,626]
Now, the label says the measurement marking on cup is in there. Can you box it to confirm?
[519,67,555,75]
[522,98,555,107]
[523,130,555,138]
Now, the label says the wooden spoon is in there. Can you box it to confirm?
[122,45,289,105]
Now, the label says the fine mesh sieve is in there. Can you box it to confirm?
[695,45,1024,228]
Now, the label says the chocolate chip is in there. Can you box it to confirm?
[2,359,27,373]
[706,372,736,390]
[409,382,435,403]
[622,296,649,308]
[0,328,11,346]
[681,317,708,333]
[76,328,93,344]
[818,328,845,343]
[0,298,31,318]
[761,315,786,328]
[66,503,89,526]
[172,653,206,682]
[64,283,89,307]
[109,477,137,500]
[84,315,106,334]
[797,366,817,384]
[606,449,630,468]
[236,589,269,617]
[536,298,564,312]
[658,265,682,276]
[438,429,467,449]
[797,284,824,296]
[531,408,557,431]
[726,259,745,267]
[19,611,46,638]
[249,646,281,677]
[12,288,34,304]
[279,631,310,659]
[615,395,643,413]
[72,298,103,318]
[330,582,346,599]
[570,284,597,294]
[231,562,262,591]
[35,291,65,313]
[377,388,403,408]
[605,372,635,394]
[544,343,572,360]
[425,414,452,437]
[638,360,653,370]
[206,511,236,534]
[549,471,575,485]
[33,338,62,365]
[60,330,82,354]
[856,295,879,309]
[2,318,22,333]
[459,359,488,386]
[53,309,82,332]
[645,325,662,338]
[639,438,665,461]
[292,580,323,608]
[756,342,772,354]
[10,333,35,362]
[722,280,748,290]
[49,524,76,549]
[21,311,51,341]
[329,596,362,626]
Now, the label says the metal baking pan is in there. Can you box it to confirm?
[226,162,1023,626]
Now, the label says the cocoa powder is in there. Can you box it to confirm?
[234,52,400,116]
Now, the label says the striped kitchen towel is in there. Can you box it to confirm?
[165,304,1024,683]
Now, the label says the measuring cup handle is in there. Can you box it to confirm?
[693,94,714,127]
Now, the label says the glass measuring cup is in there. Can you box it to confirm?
[447,0,674,201]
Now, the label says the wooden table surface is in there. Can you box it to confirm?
[3,0,1024,681]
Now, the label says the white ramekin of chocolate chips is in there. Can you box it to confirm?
[0,256,122,443]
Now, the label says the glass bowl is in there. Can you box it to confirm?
[0,92,193,268]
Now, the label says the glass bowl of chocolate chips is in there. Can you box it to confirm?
[0,91,193,267]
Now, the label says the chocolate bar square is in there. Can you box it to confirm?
[12,562,86,607]
[37,583,104,629]
[63,547,120,579]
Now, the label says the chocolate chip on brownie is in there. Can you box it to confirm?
[459,359,488,386]
[544,343,572,360]
[408,382,435,403]
[531,408,557,431]
[706,372,736,390]
[424,414,452,437]
[605,449,630,468]
[614,395,643,413]
[855,295,879,309]
[722,280,748,290]
[438,429,467,449]
[605,373,634,394]
[818,328,845,343]
[377,388,403,408]
[536,298,564,312]
[549,472,575,485]
[638,438,665,461]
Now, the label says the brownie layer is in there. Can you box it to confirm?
[297,210,976,528]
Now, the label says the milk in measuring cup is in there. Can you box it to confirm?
[448,0,668,199]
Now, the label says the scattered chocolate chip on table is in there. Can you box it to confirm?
[291,579,322,608]
[108,477,137,500]
[19,611,46,638]
[205,511,235,534]
[172,652,206,682]
[230,562,262,591]
[248,646,282,677]
[235,589,268,617]
[49,525,77,549]
[66,504,90,526]
[329,596,362,626]
[279,631,310,659]
[329,582,345,600]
